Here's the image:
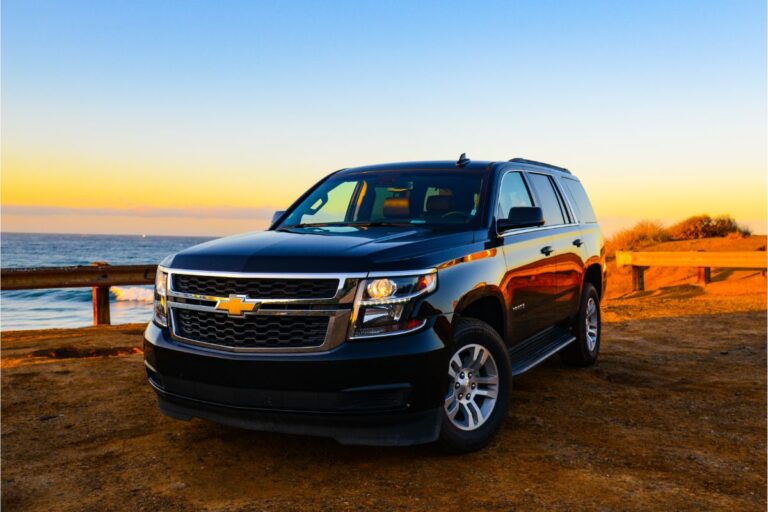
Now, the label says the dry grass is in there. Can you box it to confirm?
[606,216,757,257]
[605,220,672,257]
[668,214,751,240]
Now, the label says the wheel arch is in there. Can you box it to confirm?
[584,262,604,298]
[454,287,507,341]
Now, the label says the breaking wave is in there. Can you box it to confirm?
[111,286,154,303]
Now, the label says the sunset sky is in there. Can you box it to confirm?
[2,0,765,236]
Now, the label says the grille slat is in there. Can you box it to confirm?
[173,274,339,299]
[173,309,329,349]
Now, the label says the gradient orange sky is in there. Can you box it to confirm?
[2,1,766,237]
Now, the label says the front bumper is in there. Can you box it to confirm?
[144,315,452,446]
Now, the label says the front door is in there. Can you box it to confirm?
[502,229,561,341]
[496,171,560,342]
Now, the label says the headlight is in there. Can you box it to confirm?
[350,272,437,338]
[366,278,398,300]
[153,270,168,327]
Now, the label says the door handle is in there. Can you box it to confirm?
[541,246,554,256]
[573,238,583,247]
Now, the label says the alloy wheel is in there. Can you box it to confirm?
[444,344,499,431]
[585,297,599,352]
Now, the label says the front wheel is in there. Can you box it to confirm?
[439,318,511,453]
[560,282,601,367]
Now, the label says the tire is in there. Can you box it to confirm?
[560,282,601,367]
[439,318,512,453]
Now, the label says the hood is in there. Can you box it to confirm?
[167,226,478,273]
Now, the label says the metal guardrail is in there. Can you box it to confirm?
[1,263,158,325]
[615,251,767,291]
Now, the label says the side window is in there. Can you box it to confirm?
[497,172,533,218]
[528,173,566,226]
[561,178,597,223]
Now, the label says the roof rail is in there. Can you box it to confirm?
[508,158,571,175]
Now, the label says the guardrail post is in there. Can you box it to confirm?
[631,266,646,292]
[91,262,111,326]
[697,266,711,285]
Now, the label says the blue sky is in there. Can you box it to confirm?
[2,0,766,235]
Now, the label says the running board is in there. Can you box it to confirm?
[509,328,576,376]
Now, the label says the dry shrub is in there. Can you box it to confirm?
[606,220,671,257]
[669,214,750,240]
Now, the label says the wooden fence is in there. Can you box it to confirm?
[1,263,158,325]
[615,251,767,291]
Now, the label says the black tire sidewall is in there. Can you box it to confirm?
[439,318,511,452]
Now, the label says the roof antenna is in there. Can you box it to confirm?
[456,153,470,167]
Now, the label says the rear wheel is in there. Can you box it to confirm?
[439,318,511,453]
[560,282,601,367]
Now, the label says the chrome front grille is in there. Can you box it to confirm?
[165,269,363,353]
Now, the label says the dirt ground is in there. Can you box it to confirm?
[2,252,766,510]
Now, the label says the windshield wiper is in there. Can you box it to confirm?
[277,221,411,231]
[276,222,350,230]
[349,221,411,228]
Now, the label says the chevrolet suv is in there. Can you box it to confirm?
[144,155,606,452]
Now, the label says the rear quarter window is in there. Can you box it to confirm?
[561,178,597,223]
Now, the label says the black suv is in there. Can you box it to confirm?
[144,156,606,452]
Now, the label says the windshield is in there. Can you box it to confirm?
[278,170,487,229]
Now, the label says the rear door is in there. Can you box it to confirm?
[526,172,585,324]
[497,171,560,342]
[560,175,601,295]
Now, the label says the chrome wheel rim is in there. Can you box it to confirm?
[444,344,499,431]
[585,297,599,352]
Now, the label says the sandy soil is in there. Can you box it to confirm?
[2,244,766,511]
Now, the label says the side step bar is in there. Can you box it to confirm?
[509,328,576,376]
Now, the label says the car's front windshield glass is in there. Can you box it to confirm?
[278,170,487,229]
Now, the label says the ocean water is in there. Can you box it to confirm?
[1,233,214,330]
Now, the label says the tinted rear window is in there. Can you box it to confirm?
[561,178,597,223]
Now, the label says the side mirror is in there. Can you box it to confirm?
[271,210,286,224]
[497,207,545,232]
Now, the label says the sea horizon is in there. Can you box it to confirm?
[0,230,228,239]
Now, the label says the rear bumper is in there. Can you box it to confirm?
[144,315,452,446]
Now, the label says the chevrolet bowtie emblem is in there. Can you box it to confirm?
[215,295,260,317]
